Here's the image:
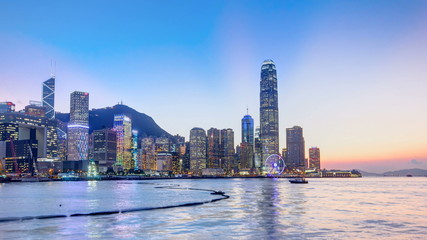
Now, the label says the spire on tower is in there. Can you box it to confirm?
[50,60,56,78]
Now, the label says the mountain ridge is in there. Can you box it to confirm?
[56,104,171,138]
[359,168,427,176]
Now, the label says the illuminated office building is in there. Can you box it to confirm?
[4,139,38,174]
[155,137,170,152]
[67,91,89,161]
[221,128,235,173]
[156,152,172,171]
[189,127,207,175]
[0,102,15,113]
[0,113,58,159]
[242,114,254,145]
[113,114,132,169]
[132,130,138,170]
[141,137,155,169]
[207,128,221,169]
[206,128,235,173]
[260,60,279,162]
[240,114,254,170]
[42,77,55,119]
[92,128,117,173]
[25,104,46,117]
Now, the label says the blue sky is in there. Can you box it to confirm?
[1,0,427,172]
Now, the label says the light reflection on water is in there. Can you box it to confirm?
[0,177,426,239]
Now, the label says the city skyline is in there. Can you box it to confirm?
[1,1,427,172]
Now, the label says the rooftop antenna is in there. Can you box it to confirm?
[50,59,56,78]
[246,105,249,115]
[50,59,54,78]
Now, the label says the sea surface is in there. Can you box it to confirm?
[0,177,426,239]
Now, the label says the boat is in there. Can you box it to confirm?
[289,177,308,184]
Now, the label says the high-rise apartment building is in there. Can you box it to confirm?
[309,147,320,170]
[67,91,89,161]
[189,127,207,175]
[42,77,55,119]
[259,60,279,162]
[285,126,305,169]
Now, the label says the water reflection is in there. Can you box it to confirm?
[0,178,425,239]
[255,179,282,239]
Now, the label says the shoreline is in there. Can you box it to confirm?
[1,175,365,183]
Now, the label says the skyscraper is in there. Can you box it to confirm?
[131,130,138,170]
[221,128,235,173]
[189,127,207,175]
[285,126,305,169]
[254,126,262,169]
[141,136,155,170]
[241,114,254,145]
[240,114,254,170]
[67,91,89,161]
[259,59,279,163]
[113,114,132,170]
[42,77,55,119]
[207,128,221,169]
[92,128,117,173]
[309,147,320,170]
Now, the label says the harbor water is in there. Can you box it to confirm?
[0,177,426,239]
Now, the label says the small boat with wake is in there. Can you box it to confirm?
[289,177,308,184]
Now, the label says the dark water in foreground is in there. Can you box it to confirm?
[0,177,426,239]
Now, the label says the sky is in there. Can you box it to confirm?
[0,0,426,173]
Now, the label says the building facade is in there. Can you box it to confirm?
[309,147,320,170]
[4,139,38,174]
[67,91,89,161]
[242,114,254,145]
[221,128,235,173]
[0,113,58,159]
[259,60,279,163]
[92,128,117,173]
[141,136,156,170]
[0,102,15,113]
[285,126,305,169]
[113,114,132,170]
[240,114,255,171]
[189,127,207,175]
[42,77,55,119]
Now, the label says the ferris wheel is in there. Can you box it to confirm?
[264,154,286,175]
